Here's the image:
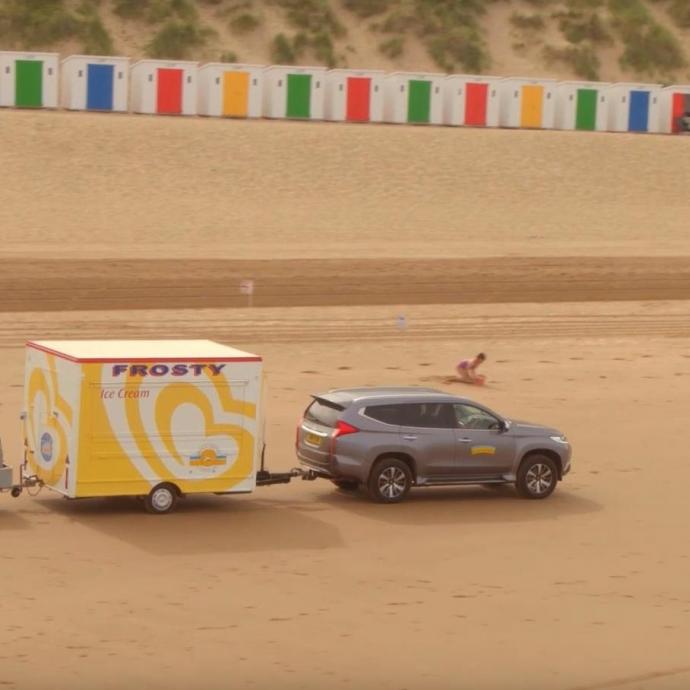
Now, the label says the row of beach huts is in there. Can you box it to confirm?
[2,50,690,134]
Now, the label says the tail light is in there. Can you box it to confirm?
[295,419,302,449]
[329,420,359,456]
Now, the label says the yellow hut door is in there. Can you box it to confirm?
[520,85,543,128]
[223,71,249,117]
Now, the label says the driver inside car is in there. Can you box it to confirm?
[454,404,499,430]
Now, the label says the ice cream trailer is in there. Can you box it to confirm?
[15,339,309,513]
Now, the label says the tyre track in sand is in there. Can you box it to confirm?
[1,310,689,346]
[3,256,690,312]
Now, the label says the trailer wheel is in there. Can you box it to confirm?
[10,486,22,498]
[144,483,178,514]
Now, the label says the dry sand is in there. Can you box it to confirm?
[0,110,689,690]
[2,110,690,260]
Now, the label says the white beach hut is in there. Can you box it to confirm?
[0,51,59,108]
[130,59,198,115]
[384,72,445,124]
[263,65,326,120]
[606,82,661,133]
[325,69,385,122]
[443,74,501,127]
[658,85,690,134]
[554,81,610,132]
[61,55,129,112]
[197,63,263,118]
[499,77,557,129]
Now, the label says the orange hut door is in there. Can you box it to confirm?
[223,71,249,117]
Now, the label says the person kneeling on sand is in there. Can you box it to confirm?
[456,352,486,384]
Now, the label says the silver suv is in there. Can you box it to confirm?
[296,387,571,503]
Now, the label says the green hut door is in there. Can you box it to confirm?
[15,60,43,107]
[575,88,597,131]
[286,74,311,118]
[407,80,431,123]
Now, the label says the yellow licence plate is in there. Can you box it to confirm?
[305,432,322,447]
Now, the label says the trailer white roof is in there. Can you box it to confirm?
[28,340,261,363]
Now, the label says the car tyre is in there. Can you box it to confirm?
[144,483,179,514]
[516,455,558,499]
[332,479,359,492]
[367,458,412,504]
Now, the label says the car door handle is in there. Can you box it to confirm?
[403,435,418,441]
[457,438,472,443]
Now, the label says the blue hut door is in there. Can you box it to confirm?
[86,64,114,110]
[628,90,649,132]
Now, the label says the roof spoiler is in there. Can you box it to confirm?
[311,394,346,411]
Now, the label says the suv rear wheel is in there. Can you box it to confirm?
[516,455,557,499]
[367,458,412,504]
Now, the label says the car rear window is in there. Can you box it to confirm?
[364,405,404,425]
[304,399,343,428]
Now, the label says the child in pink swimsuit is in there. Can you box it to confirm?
[456,352,486,384]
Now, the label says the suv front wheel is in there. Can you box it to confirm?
[516,455,558,499]
[368,458,413,504]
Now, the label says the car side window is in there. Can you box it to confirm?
[399,403,456,429]
[454,404,501,430]
[364,404,403,425]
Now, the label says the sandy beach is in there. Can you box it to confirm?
[0,109,689,690]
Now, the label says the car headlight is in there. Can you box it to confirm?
[550,435,569,444]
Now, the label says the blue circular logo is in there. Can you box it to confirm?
[40,432,53,462]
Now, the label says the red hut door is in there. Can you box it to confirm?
[346,77,371,122]
[671,92,690,133]
[465,83,488,126]
[157,68,183,114]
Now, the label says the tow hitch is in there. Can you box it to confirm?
[0,441,42,498]
[256,467,319,486]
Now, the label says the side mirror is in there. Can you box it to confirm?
[499,419,511,433]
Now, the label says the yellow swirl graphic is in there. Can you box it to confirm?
[122,366,255,492]
[27,362,70,487]
[206,368,256,420]
[47,355,73,427]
